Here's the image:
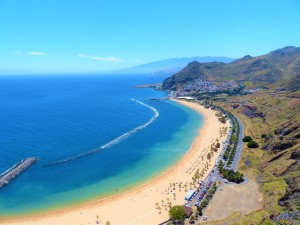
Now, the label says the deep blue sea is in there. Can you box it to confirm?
[0,74,202,216]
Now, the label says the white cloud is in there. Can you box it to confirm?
[78,53,122,62]
[90,56,121,62]
[13,51,48,56]
[27,51,48,56]
[77,53,88,58]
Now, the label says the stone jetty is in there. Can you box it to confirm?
[0,157,38,188]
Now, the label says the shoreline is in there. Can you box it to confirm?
[1,100,229,225]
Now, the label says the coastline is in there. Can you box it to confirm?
[1,100,229,225]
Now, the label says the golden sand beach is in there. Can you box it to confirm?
[1,100,229,225]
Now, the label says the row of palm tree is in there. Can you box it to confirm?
[168,181,195,192]
[96,215,110,225]
[155,197,175,214]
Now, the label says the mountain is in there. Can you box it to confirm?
[161,46,300,224]
[122,56,235,75]
[162,46,300,91]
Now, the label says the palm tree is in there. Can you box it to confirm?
[200,171,204,180]
[161,199,164,206]
[158,206,162,214]
[106,221,111,225]
[166,197,170,203]
[193,180,196,188]
[155,202,159,209]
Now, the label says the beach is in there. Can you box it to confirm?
[1,100,229,225]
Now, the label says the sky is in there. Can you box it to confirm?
[0,0,300,74]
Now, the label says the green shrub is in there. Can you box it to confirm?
[247,140,259,148]
[242,136,253,142]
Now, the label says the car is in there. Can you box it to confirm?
[203,216,208,221]
[195,201,200,206]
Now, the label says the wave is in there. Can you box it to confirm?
[44,99,159,167]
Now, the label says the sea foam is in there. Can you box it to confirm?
[45,99,159,167]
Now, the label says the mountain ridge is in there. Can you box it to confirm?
[162,46,300,91]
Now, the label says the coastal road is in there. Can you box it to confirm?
[230,116,244,170]
[185,112,245,208]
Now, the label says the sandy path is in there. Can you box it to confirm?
[1,100,229,225]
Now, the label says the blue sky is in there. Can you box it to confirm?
[1,0,300,74]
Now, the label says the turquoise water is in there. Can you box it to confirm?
[0,74,202,216]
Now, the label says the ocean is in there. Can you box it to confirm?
[0,74,203,216]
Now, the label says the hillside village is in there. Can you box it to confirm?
[172,78,258,97]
